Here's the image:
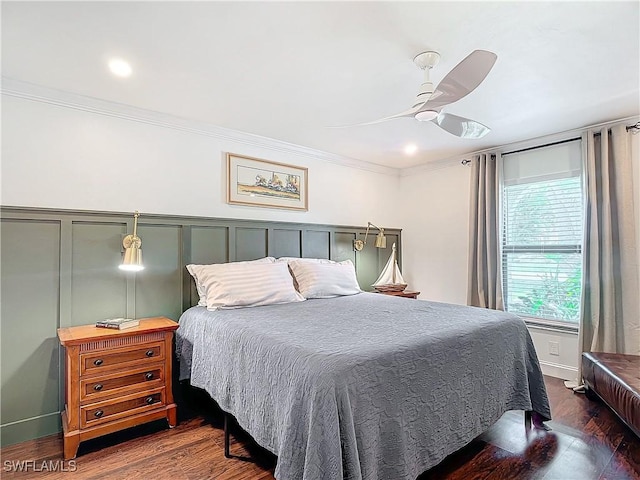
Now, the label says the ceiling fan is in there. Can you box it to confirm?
[337,49,497,139]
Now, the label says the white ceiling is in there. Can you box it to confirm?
[2,2,639,169]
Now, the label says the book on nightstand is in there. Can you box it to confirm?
[95,318,140,330]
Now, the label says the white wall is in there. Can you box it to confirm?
[401,164,471,305]
[399,127,640,380]
[527,328,580,380]
[1,94,400,228]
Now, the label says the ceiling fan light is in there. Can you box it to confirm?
[414,110,439,122]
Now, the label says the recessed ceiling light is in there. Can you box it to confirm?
[404,144,418,155]
[108,58,132,78]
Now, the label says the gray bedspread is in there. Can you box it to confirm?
[176,293,551,480]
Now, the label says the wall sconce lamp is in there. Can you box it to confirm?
[119,211,144,272]
[353,222,387,251]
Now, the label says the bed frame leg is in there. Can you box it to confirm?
[224,412,230,458]
[525,410,532,431]
[525,411,552,432]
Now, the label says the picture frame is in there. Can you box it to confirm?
[226,153,308,211]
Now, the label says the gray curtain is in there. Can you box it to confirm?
[578,125,640,360]
[467,153,504,310]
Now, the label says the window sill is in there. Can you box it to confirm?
[522,317,579,334]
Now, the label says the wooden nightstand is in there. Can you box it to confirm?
[375,290,421,299]
[57,317,179,460]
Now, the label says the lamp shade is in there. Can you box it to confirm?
[374,230,387,248]
[120,243,143,272]
[119,211,144,272]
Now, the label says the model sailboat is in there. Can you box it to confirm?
[372,243,407,292]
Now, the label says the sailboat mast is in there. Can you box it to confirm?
[392,244,396,283]
[392,249,395,283]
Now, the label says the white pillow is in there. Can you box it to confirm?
[187,257,275,306]
[198,262,304,310]
[288,259,362,299]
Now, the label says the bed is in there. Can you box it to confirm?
[176,292,551,480]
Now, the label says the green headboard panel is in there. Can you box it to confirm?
[303,230,331,259]
[72,222,128,323]
[188,226,229,306]
[1,219,62,445]
[235,227,269,261]
[334,231,357,264]
[0,206,402,447]
[135,224,183,321]
[272,229,302,258]
[191,226,229,265]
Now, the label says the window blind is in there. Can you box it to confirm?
[502,140,583,323]
[503,140,582,186]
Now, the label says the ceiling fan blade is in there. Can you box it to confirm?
[327,105,422,128]
[419,50,497,111]
[433,112,491,139]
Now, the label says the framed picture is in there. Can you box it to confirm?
[226,153,308,211]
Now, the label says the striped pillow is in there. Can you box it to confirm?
[276,257,336,291]
[288,259,362,299]
[199,261,305,310]
[187,257,275,306]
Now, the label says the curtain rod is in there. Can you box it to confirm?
[461,116,640,165]
[502,137,581,156]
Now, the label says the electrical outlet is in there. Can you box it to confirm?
[549,341,560,356]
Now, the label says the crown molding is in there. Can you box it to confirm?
[399,153,471,176]
[1,77,399,177]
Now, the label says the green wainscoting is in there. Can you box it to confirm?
[1,219,62,446]
[0,207,402,446]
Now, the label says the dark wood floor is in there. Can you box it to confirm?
[2,376,638,479]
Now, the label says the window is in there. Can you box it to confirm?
[501,140,583,325]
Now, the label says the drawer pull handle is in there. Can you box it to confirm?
[93,384,103,391]
[145,372,154,381]
[93,359,103,366]
[145,350,154,357]
[94,410,104,418]
[145,396,155,405]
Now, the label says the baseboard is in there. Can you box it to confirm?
[1,412,61,447]
[539,360,578,381]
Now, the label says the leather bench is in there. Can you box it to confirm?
[582,352,640,438]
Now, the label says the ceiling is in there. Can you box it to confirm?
[2,2,639,169]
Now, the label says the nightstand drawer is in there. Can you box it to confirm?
[81,342,164,375]
[80,387,165,429]
[80,364,164,403]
